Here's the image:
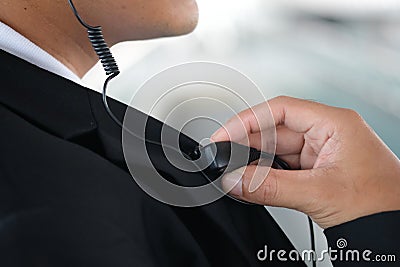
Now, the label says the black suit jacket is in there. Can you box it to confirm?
[0,50,306,266]
[0,49,399,266]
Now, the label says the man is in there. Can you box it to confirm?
[0,1,303,266]
[1,1,399,267]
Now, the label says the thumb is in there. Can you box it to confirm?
[222,165,324,211]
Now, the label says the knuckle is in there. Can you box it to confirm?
[342,108,362,121]
[261,171,280,205]
[273,95,291,103]
[337,108,367,131]
[240,108,253,120]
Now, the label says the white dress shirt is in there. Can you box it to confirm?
[0,21,82,85]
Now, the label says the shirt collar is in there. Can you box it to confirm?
[0,21,82,85]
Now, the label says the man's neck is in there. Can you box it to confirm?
[0,1,99,77]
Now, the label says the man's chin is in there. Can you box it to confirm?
[172,16,199,37]
[141,14,199,40]
[115,1,199,43]
[169,2,199,37]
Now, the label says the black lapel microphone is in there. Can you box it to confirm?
[66,2,316,264]
[66,0,290,176]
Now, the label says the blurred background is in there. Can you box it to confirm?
[83,1,400,266]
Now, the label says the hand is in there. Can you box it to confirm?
[211,96,400,229]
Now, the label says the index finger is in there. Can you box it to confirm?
[211,96,326,142]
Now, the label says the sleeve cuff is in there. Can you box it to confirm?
[324,211,400,266]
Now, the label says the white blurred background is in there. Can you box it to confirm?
[83,1,400,266]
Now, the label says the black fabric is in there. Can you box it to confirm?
[0,50,306,267]
[324,211,400,266]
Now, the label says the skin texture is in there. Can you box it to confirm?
[212,96,400,229]
[3,0,398,231]
[0,0,199,77]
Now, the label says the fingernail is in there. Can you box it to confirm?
[222,171,243,196]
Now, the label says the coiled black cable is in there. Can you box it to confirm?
[88,27,120,76]
[67,2,316,265]
[68,0,120,76]
[68,0,159,139]
[66,0,290,168]
[68,0,124,132]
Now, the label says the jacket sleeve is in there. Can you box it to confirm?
[324,211,400,266]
